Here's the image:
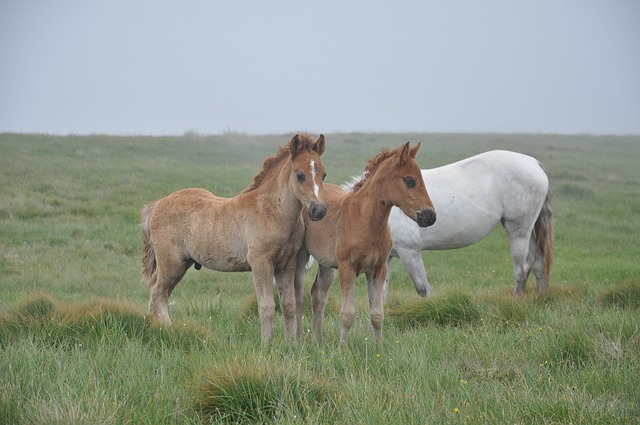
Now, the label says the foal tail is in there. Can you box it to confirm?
[141,201,157,282]
[534,164,554,281]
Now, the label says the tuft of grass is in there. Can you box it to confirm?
[386,292,480,328]
[10,292,58,320]
[0,293,214,351]
[0,292,59,346]
[489,297,529,326]
[527,285,580,306]
[458,359,521,383]
[238,291,281,321]
[598,280,640,309]
[192,358,337,423]
[0,390,20,425]
[547,330,595,367]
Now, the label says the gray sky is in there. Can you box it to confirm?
[1,1,639,135]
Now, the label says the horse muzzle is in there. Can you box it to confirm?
[416,208,436,227]
[308,202,327,221]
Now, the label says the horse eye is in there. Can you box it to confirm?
[322,171,327,181]
[296,171,305,183]
[403,176,416,188]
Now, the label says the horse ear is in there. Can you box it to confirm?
[409,142,421,158]
[289,134,302,157]
[313,134,326,156]
[398,141,411,165]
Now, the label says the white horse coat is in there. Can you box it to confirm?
[387,150,553,296]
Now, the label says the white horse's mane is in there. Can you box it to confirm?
[341,174,364,192]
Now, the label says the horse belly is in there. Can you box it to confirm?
[419,178,502,250]
[200,256,251,272]
[190,228,251,271]
[420,213,498,250]
[188,218,251,272]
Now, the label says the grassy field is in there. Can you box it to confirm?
[1,132,639,424]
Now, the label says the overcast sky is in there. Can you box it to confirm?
[1,1,639,136]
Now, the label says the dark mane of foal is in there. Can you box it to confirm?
[352,146,399,192]
[244,133,318,192]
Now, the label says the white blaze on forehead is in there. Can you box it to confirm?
[310,159,320,197]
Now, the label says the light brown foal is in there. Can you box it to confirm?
[295,142,436,345]
[142,134,327,344]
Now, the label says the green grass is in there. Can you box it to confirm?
[386,292,481,328]
[192,357,338,423]
[1,132,639,423]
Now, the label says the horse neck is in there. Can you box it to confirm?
[257,160,301,221]
[350,176,393,229]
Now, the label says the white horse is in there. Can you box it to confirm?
[385,150,553,297]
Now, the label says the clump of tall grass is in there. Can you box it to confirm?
[482,295,529,327]
[0,293,214,351]
[547,330,595,367]
[0,387,20,425]
[598,280,640,309]
[192,357,338,423]
[386,293,480,328]
[0,292,59,346]
[458,359,520,383]
[525,285,579,307]
[238,292,282,321]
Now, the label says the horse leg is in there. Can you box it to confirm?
[148,255,189,325]
[337,263,357,346]
[396,246,431,297]
[383,257,392,300]
[167,259,195,297]
[529,235,549,292]
[310,264,335,339]
[504,221,533,295]
[248,259,276,344]
[274,263,298,344]
[367,264,387,341]
[147,273,169,324]
[293,247,311,340]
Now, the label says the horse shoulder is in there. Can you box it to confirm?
[305,206,340,268]
[337,196,391,261]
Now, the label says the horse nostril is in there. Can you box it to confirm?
[308,203,327,221]
[417,209,436,227]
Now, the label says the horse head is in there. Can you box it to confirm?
[387,141,436,227]
[289,133,328,221]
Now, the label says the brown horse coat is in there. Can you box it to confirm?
[295,142,436,345]
[142,134,327,344]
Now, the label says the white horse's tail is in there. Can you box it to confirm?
[141,201,158,282]
[534,164,554,281]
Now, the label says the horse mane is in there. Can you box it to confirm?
[244,133,317,192]
[341,174,362,192]
[351,146,399,192]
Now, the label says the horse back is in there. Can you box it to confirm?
[148,188,252,271]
